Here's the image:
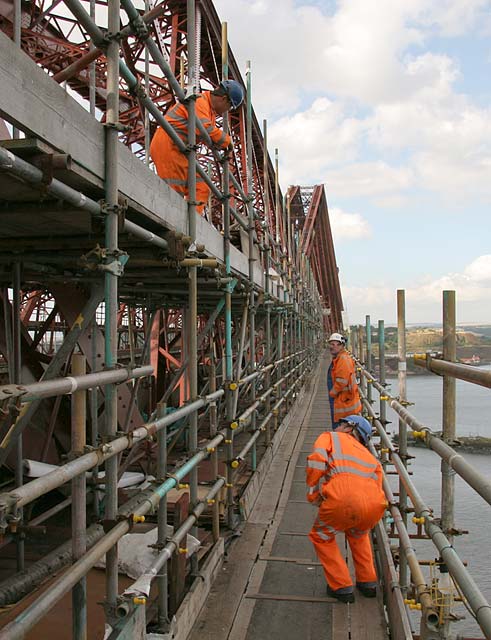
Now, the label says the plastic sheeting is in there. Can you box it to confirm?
[23,459,145,488]
[95,526,200,583]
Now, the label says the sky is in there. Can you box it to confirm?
[214,0,491,326]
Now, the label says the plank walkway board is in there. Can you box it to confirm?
[258,555,322,566]
[189,355,388,640]
[188,375,317,640]
[187,524,266,640]
[245,593,337,604]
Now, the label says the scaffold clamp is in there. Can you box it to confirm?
[99,259,125,276]
[129,15,149,40]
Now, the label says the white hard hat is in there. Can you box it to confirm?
[328,332,345,344]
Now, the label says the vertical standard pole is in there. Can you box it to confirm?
[263,120,272,446]
[12,263,24,572]
[365,314,372,403]
[180,55,185,90]
[378,320,388,473]
[13,0,21,139]
[221,22,234,529]
[104,0,120,610]
[352,327,358,360]
[245,60,257,471]
[358,324,364,364]
[397,289,408,593]
[209,353,220,541]
[89,0,96,116]
[286,192,292,262]
[90,318,99,519]
[71,354,87,640]
[378,320,386,425]
[157,402,169,629]
[274,148,280,246]
[186,0,199,571]
[357,326,366,398]
[440,289,456,633]
[275,149,283,404]
[441,291,456,537]
[144,0,150,163]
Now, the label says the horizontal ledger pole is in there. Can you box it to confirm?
[0,437,226,640]
[123,477,226,598]
[0,352,311,517]
[0,366,153,403]
[361,392,491,638]
[357,362,491,507]
[0,390,225,516]
[414,354,491,389]
[235,368,308,463]
[0,147,168,250]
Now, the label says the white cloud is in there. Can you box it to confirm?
[268,98,363,185]
[214,0,491,326]
[464,255,491,283]
[325,162,414,198]
[216,0,491,112]
[343,254,491,323]
[329,206,371,240]
[215,0,491,206]
[420,0,491,37]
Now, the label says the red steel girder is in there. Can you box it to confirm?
[0,0,284,255]
[288,185,344,332]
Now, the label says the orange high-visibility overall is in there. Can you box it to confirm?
[306,431,386,591]
[329,351,361,423]
[150,91,231,214]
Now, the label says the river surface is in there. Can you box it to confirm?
[385,367,491,638]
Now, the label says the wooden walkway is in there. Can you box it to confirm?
[189,357,387,640]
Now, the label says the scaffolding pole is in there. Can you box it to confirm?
[397,289,408,595]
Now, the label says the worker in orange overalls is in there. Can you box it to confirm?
[327,333,361,428]
[150,80,244,214]
[306,415,386,603]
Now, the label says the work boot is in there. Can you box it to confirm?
[326,585,355,604]
[356,583,377,598]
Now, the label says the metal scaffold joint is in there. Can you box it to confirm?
[129,15,149,40]
[100,199,128,218]
[103,121,131,133]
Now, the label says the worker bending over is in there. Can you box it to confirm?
[150,80,244,214]
[327,333,361,428]
[306,415,386,603]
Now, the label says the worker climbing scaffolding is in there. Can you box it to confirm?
[150,80,244,214]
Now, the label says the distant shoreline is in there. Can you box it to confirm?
[393,434,491,455]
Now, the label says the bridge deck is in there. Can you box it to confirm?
[189,358,387,640]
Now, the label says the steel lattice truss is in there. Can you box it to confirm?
[0,0,341,467]
[288,185,344,333]
[0,0,279,238]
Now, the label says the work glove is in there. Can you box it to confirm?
[219,143,233,164]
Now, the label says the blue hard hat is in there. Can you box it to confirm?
[219,80,244,109]
[340,415,372,445]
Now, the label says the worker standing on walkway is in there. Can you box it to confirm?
[327,333,361,428]
[150,80,244,214]
[306,415,386,603]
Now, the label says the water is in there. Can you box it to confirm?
[385,367,491,638]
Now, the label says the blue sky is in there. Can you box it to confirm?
[214,0,491,325]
